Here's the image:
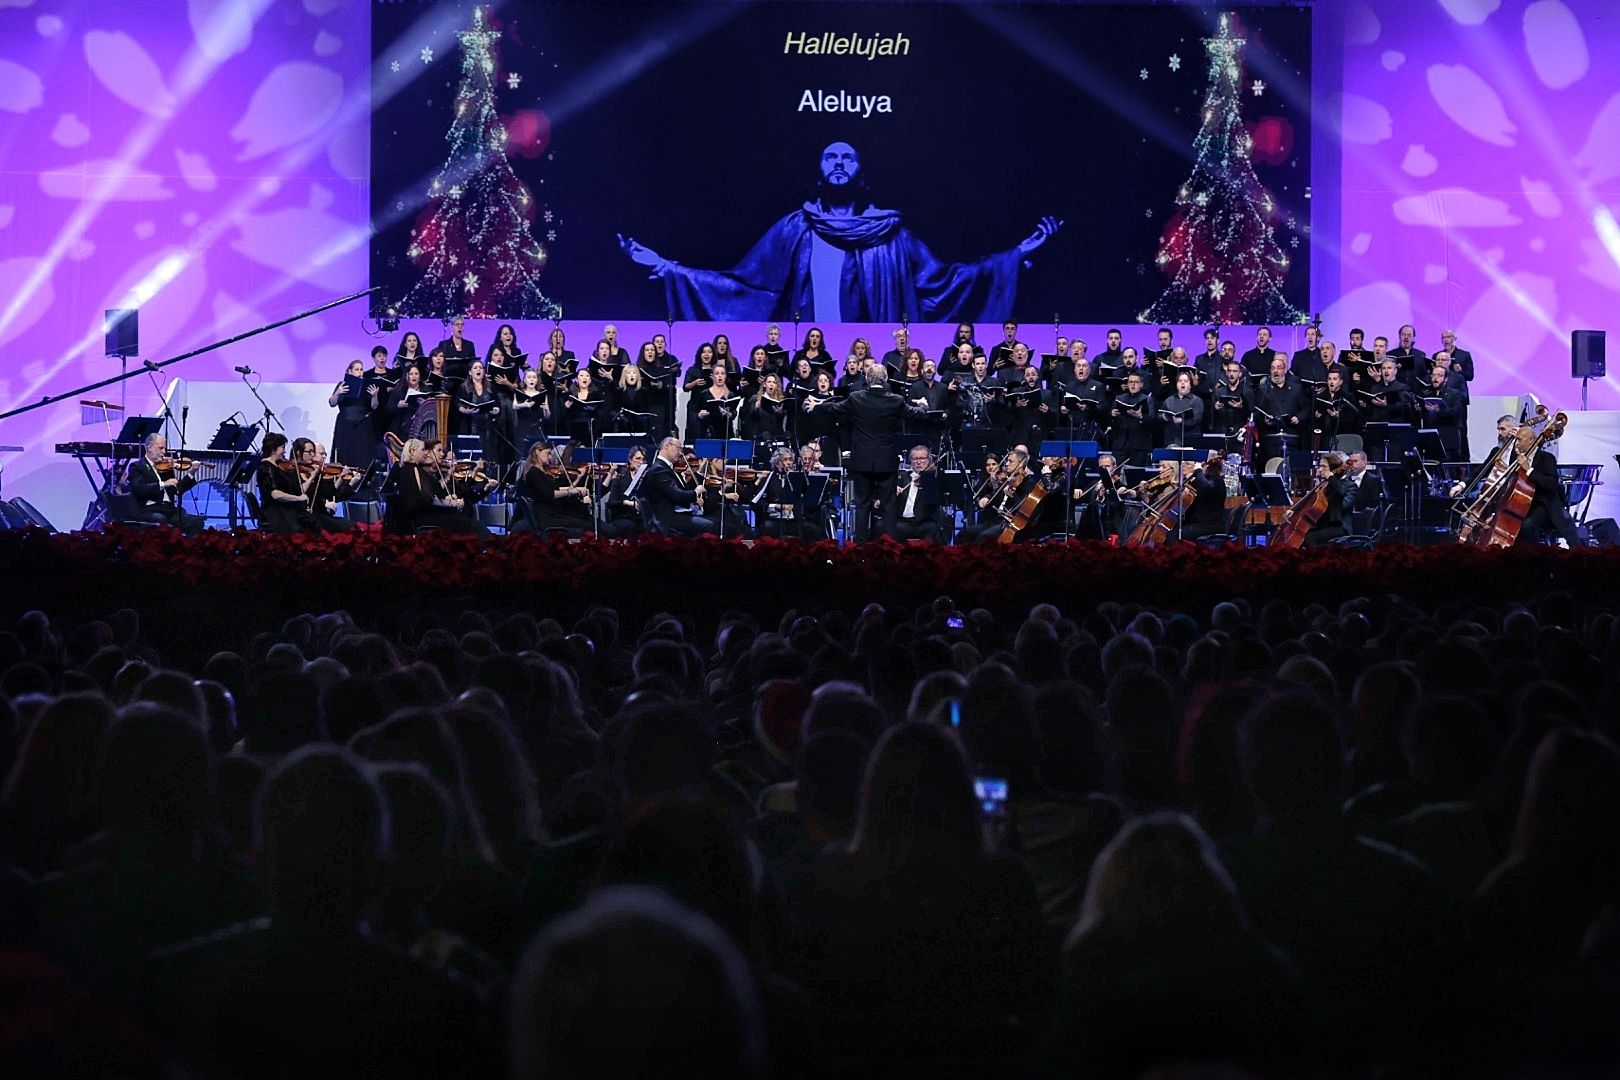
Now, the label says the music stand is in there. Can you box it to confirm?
[1363,421,1414,462]
[573,445,630,536]
[115,416,164,449]
[694,438,755,539]
[959,429,1011,472]
[1416,428,1447,463]
[1040,439,1099,542]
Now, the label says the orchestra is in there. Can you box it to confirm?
[73,317,1592,549]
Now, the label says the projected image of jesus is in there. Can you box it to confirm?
[617,142,1062,322]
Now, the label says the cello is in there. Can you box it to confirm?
[1270,455,1350,549]
[1460,409,1567,548]
[997,479,1051,544]
[1122,472,1197,548]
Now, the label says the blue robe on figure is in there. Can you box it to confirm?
[660,202,1025,322]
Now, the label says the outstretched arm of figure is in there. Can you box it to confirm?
[618,234,673,279]
[1017,216,1065,256]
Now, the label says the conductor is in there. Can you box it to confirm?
[806,365,928,541]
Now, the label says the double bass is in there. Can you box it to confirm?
[1270,456,1351,549]
[1459,409,1567,548]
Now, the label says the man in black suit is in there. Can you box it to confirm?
[128,433,204,534]
[639,437,718,536]
[1513,424,1581,547]
[1252,353,1311,461]
[882,445,944,542]
[806,366,927,541]
[1240,326,1274,378]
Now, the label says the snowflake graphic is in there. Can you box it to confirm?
[1139,68,1149,80]
[1209,281,1226,300]
[1168,54,1181,72]
[546,229,556,241]
[448,184,462,198]
[1289,236,1300,249]
[390,60,401,74]
[1145,208,1153,218]
[463,271,479,292]
[420,46,434,64]
[394,200,404,212]
[1195,192,1210,207]
[1251,79,1266,97]
[507,73,522,90]
[542,209,554,223]
[448,254,459,267]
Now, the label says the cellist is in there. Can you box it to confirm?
[958,448,1037,544]
[1301,452,1358,547]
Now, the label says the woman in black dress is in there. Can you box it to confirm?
[558,369,608,446]
[683,342,718,394]
[797,369,842,459]
[546,326,576,373]
[686,365,739,442]
[511,367,550,455]
[515,442,594,537]
[711,333,743,379]
[736,345,772,400]
[328,359,378,467]
[793,326,833,378]
[615,362,668,439]
[388,438,477,534]
[742,372,790,449]
[393,331,426,372]
[458,361,500,465]
[255,432,318,534]
[384,363,427,442]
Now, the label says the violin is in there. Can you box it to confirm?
[153,455,196,475]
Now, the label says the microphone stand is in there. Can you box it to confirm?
[241,370,283,448]
[143,363,183,448]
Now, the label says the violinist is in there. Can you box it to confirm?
[741,372,790,446]
[693,456,755,538]
[441,444,497,523]
[389,438,479,534]
[458,361,501,464]
[129,433,204,534]
[687,365,739,441]
[957,448,1038,544]
[641,436,718,537]
[256,433,321,534]
[329,359,379,468]
[511,368,551,450]
[968,454,1003,528]
[756,446,814,540]
[1107,370,1155,467]
[433,314,477,379]
[597,445,649,539]
[1076,452,1124,539]
[882,445,943,543]
[307,442,358,532]
[513,442,592,537]
[1301,452,1358,547]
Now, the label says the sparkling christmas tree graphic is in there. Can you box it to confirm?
[399,7,559,319]
[1141,14,1303,325]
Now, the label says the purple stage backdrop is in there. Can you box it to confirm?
[0,0,1616,532]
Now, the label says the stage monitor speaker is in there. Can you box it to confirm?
[4,498,56,532]
[1586,517,1620,547]
[1572,330,1605,378]
[105,308,139,358]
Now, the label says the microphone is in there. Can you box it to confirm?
[143,359,159,371]
[234,365,254,375]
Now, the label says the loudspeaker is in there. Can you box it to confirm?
[6,499,56,532]
[1572,330,1606,378]
[1586,517,1620,547]
[105,308,139,358]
